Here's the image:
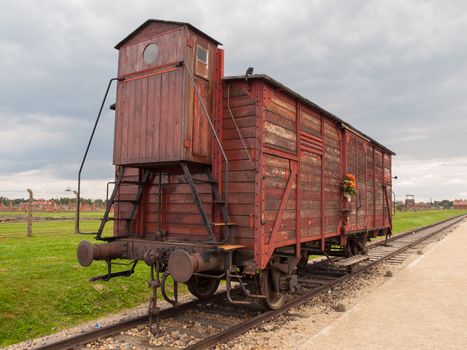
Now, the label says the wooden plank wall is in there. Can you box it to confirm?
[118,28,184,77]
[346,137,392,232]
[383,152,392,226]
[374,149,384,227]
[222,82,257,249]
[114,69,184,165]
[299,151,321,238]
[323,120,341,234]
[263,93,298,246]
[115,168,215,241]
[115,24,217,166]
[366,145,375,228]
[299,108,322,239]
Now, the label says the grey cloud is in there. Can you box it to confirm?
[0,0,466,200]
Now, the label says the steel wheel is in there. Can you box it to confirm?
[259,268,285,310]
[187,274,220,299]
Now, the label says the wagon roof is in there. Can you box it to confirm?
[115,19,222,49]
[224,74,395,155]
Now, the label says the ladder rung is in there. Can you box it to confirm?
[212,222,236,226]
[121,181,144,185]
[114,199,138,203]
[106,217,131,221]
[214,200,226,205]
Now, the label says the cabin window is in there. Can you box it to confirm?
[195,45,209,78]
[143,43,158,64]
[196,46,208,64]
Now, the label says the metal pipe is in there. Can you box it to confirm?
[167,250,223,282]
[77,77,120,234]
[77,240,125,266]
[158,173,162,233]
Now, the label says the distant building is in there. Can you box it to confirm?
[453,199,467,210]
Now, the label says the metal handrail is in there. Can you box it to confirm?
[181,61,229,204]
[227,85,255,168]
[77,77,120,234]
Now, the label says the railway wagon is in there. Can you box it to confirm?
[77,19,394,314]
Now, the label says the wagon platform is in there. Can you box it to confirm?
[300,219,467,350]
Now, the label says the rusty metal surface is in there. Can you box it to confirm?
[167,250,223,282]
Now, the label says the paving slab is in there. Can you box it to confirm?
[300,219,467,350]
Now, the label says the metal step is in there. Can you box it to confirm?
[114,199,138,203]
[120,181,144,185]
[106,217,131,221]
[212,222,236,226]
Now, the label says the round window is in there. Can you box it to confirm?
[143,43,158,64]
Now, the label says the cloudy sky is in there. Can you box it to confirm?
[1,0,466,201]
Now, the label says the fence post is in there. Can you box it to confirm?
[27,189,33,237]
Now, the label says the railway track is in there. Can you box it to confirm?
[33,214,466,350]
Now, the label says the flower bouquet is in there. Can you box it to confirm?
[342,173,357,201]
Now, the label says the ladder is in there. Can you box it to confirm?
[181,162,235,243]
[96,166,151,241]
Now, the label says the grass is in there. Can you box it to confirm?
[0,214,179,347]
[392,209,467,234]
[0,209,466,346]
[0,210,104,219]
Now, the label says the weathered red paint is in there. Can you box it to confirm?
[110,20,394,271]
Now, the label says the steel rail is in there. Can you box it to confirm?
[32,214,466,350]
[185,214,467,350]
[368,213,467,249]
[33,291,234,350]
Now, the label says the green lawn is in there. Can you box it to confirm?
[0,215,174,347]
[392,209,467,233]
[0,211,104,219]
[0,209,466,346]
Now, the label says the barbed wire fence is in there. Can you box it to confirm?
[0,189,107,237]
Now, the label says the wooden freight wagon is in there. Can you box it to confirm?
[77,19,394,312]
[221,75,394,270]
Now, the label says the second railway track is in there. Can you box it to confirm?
[32,214,466,350]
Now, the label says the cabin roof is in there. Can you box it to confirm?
[224,74,395,155]
[115,19,222,49]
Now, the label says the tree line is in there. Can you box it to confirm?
[0,196,105,206]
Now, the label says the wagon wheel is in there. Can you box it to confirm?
[259,268,285,310]
[186,274,220,299]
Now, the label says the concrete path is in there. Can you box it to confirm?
[300,220,467,350]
